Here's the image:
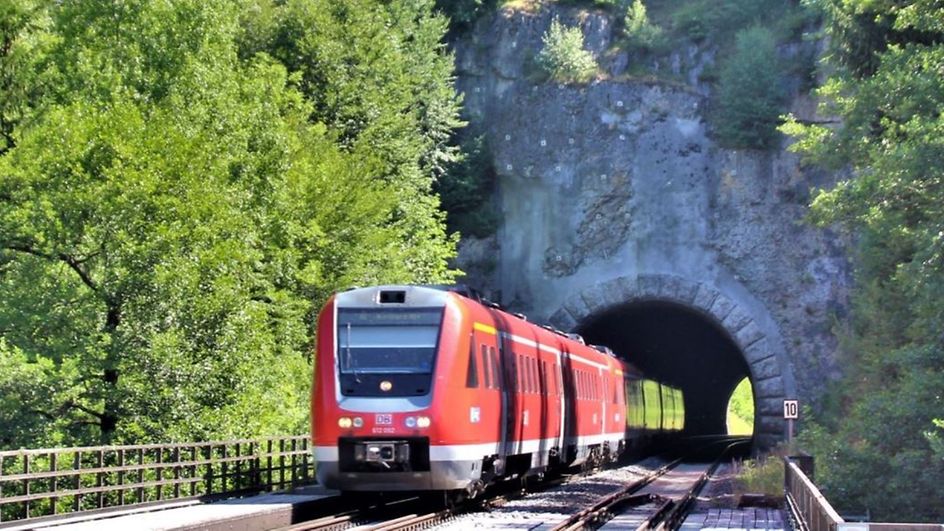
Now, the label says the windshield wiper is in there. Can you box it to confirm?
[345,323,361,384]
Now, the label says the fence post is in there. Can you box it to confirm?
[155,447,163,501]
[49,452,57,516]
[279,439,286,490]
[23,453,31,519]
[173,446,181,499]
[96,449,104,509]
[73,451,81,513]
[267,440,273,490]
[118,449,125,506]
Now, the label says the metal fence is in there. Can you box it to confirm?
[784,457,944,531]
[0,435,313,523]
[784,456,845,531]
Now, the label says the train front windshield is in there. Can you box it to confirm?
[336,307,443,396]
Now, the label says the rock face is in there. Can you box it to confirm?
[453,5,849,446]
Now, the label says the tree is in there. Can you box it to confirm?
[623,0,664,51]
[784,1,944,521]
[435,134,498,238]
[536,18,598,84]
[0,0,460,447]
[0,0,51,156]
[712,26,785,149]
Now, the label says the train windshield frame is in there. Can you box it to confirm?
[336,307,443,375]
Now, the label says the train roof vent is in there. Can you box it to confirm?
[566,333,586,345]
[513,312,527,321]
[378,290,406,304]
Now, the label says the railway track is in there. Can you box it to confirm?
[278,438,749,531]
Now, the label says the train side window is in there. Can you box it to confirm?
[466,342,479,388]
[516,354,528,391]
[541,360,548,395]
[530,358,538,394]
[550,363,556,395]
[536,359,542,395]
[481,345,491,389]
[523,356,531,393]
[490,347,501,390]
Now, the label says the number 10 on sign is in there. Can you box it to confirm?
[783,399,799,419]
[783,399,799,442]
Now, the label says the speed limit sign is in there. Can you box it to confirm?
[783,399,799,419]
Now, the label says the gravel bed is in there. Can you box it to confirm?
[433,458,666,530]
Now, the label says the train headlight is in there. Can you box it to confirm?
[416,416,431,428]
[338,417,353,429]
[405,416,417,428]
[352,417,364,428]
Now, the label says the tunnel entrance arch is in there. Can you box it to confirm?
[546,274,793,448]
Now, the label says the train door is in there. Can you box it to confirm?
[599,368,606,440]
[554,348,565,459]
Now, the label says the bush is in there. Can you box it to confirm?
[734,455,785,498]
[623,0,664,51]
[536,18,598,84]
[711,25,785,149]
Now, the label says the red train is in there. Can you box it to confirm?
[311,285,683,497]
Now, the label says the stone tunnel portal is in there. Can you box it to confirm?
[576,300,752,437]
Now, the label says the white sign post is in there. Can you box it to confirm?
[783,399,799,442]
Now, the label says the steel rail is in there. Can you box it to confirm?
[645,439,749,531]
[547,457,686,531]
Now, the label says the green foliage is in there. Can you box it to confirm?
[712,26,785,149]
[726,377,754,435]
[929,420,944,460]
[805,0,944,78]
[0,0,52,155]
[435,135,499,238]
[434,0,498,32]
[734,455,785,497]
[785,1,944,521]
[623,0,664,51]
[670,0,798,42]
[0,0,461,448]
[536,17,598,84]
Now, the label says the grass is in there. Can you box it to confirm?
[733,454,785,498]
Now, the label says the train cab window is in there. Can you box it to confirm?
[466,343,479,388]
[480,345,491,389]
[337,307,443,397]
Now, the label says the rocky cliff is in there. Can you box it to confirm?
[452,4,849,443]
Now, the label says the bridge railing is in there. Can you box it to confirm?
[784,457,944,531]
[784,456,845,531]
[0,435,312,523]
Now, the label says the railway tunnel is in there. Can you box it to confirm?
[575,300,751,437]
[546,274,793,448]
